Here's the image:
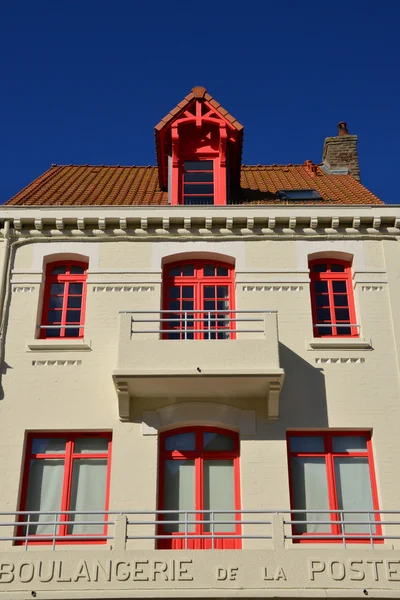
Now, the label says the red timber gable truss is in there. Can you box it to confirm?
[155,86,243,206]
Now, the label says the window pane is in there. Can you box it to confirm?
[204,265,216,276]
[332,436,368,453]
[45,327,61,338]
[312,264,327,273]
[291,457,330,533]
[170,266,181,276]
[25,459,64,535]
[70,265,85,274]
[67,296,82,308]
[184,160,213,170]
[31,438,67,454]
[334,295,348,307]
[182,287,194,298]
[317,308,331,321]
[217,286,229,299]
[203,432,234,451]
[74,438,109,453]
[184,171,213,182]
[47,310,62,324]
[49,296,64,308]
[290,436,325,453]
[165,432,196,451]
[66,310,81,323]
[314,281,328,293]
[68,328,80,338]
[169,286,179,298]
[335,308,350,321]
[316,295,329,307]
[204,460,235,532]
[331,264,345,272]
[50,283,64,294]
[183,264,195,276]
[68,459,107,534]
[334,457,375,533]
[163,460,195,532]
[52,266,67,275]
[184,184,214,195]
[217,267,229,276]
[69,283,83,294]
[333,281,347,292]
[204,286,215,299]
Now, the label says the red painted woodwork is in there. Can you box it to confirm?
[162,259,235,340]
[287,431,381,543]
[158,98,241,205]
[309,259,358,337]
[40,261,88,339]
[18,433,112,545]
[157,427,241,550]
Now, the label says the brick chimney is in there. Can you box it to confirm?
[322,122,360,181]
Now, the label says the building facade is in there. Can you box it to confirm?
[1,87,400,599]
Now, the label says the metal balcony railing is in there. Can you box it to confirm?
[1,509,399,550]
[123,310,276,339]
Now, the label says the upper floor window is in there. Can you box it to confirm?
[19,433,112,544]
[158,427,241,550]
[309,259,357,337]
[40,261,88,339]
[162,260,235,339]
[183,160,214,205]
[288,431,380,542]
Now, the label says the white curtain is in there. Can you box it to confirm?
[25,459,64,535]
[204,460,235,532]
[163,460,195,532]
[334,457,374,533]
[68,459,107,534]
[291,457,329,533]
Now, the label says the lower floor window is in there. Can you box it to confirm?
[19,433,111,543]
[288,431,380,541]
[158,427,241,549]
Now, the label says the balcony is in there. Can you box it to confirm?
[0,510,399,597]
[113,310,284,420]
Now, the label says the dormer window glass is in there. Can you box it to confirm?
[183,161,214,205]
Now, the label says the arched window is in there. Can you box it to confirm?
[40,261,88,339]
[309,259,357,337]
[162,260,235,340]
[158,427,241,550]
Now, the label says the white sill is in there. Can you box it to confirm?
[308,337,372,350]
[26,339,92,352]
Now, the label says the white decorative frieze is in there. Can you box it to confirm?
[32,360,82,367]
[93,285,155,292]
[361,285,384,292]
[243,285,303,292]
[315,357,365,364]
[13,286,35,293]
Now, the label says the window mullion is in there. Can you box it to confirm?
[325,436,339,535]
[59,440,73,537]
[327,279,336,336]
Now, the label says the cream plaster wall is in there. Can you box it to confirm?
[1,212,400,597]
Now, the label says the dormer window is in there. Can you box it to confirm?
[155,86,243,206]
[183,161,214,205]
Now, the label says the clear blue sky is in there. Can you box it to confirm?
[1,1,399,204]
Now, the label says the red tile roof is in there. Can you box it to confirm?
[5,163,383,206]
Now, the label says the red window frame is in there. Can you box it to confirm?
[309,259,358,337]
[157,426,241,550]
[182,160,214,205]
[40,261,88,339]
[18,432,112,545]
[287,431,381,543]
[162,259,235,340]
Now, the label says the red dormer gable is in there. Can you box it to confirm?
[154,86,243,205]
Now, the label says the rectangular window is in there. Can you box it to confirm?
[19,433,111,544]
[183,161,214,205]
[41,262,88,339]
[287,432,380,542]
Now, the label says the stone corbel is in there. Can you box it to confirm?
[34,218,43,231]
[268,217,276,229]
[310,217,318,229]
[288,217,296,230]
[267,380,282,420]
[140,217,148,230]
[119,218,127,230]
[331,217,340,229]
[373,217,381,229]
[116,382,130,421]
[77,218,85,230]
[55,218,64,231]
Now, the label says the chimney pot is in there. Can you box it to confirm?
[337,122,349,136]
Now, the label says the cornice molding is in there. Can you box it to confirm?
[1,211,400,239]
